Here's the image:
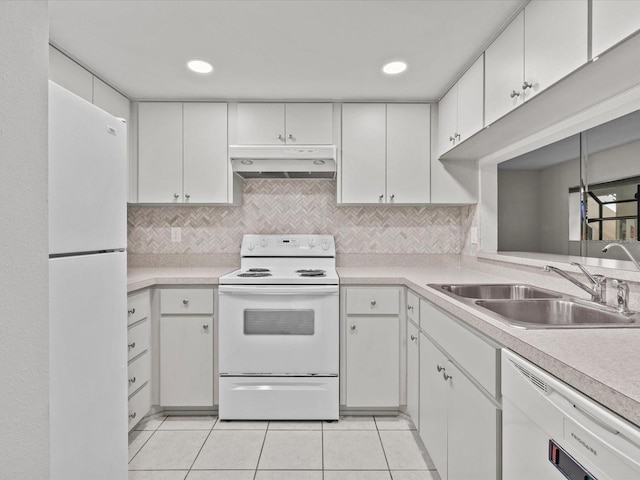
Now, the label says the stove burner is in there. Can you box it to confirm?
[296,269,326,277]
[238,272,272,278]
[248,268,271,273]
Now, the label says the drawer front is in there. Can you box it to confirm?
[407,290,419,323]
[420,299,499,397]
[127,351,151,396]
[127,318,150,361]
[160,288,214,315]
[127,289,150,326]
[128,383,150,431]
[346,287,400,315]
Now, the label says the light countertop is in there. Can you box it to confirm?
[128,265,640,428]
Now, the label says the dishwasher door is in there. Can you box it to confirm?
[502,349,640,480]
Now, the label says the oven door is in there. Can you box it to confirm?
[218,285,339,375]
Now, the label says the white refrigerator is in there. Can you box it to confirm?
[48,81,128,480]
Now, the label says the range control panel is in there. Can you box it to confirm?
[240,234,335,257]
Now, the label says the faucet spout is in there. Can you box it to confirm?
[602,243,640,271]
[543,265,601,301]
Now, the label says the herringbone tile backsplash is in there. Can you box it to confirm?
[128,179,470,255]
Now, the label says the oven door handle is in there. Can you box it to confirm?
[219,285,339,295]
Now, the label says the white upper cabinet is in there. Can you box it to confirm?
[592,0,640,57]
[49,45,93,103]
[236,103,333,145]
[386,104,431,204]
[138,102,229,204]
[138,103,183,203]
[524,0,587,101]
[183,103,228,203]
[485,1,588,126]
[485,11,525,126]
[341,103,430,204]
[341,103,387,204]
[438,56,484,157]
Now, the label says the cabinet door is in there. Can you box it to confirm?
[484,11,524,126]
[236,103,285,144]
[446,360,499,480]
[456,55,484,143]
[346,316,399,407]
[93,77,130,121]
[285,103,333,144]
[160,316,214,406]
[419,333,448,479]
[341,104,387,203]
[138,102,183,203]
[524,0,587,102]
[406,321,420,427]
[386,104,430,204]
[438,86,458,157]
[183,103,228,203]
[592,0,640,57]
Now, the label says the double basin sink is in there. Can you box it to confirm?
[429,284,640,329]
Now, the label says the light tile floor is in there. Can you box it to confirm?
[129,415,441,480]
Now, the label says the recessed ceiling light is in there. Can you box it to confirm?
[382,61,407,75]
[187,59,213,74]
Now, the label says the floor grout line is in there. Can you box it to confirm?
[184,416,217,476]
[373,416,393,478]
[252,421,270,480]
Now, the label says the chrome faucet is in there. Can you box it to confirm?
[602,243,640,271]
[612,279,632,315]
[543,263,607,304]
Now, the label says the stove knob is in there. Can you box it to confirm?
[308,239,316,248]
[321,241,330,251]
[247,241,255,251]
[260,238,269,247]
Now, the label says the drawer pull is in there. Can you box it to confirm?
[183,299,189,305]
[436,365,445,372]
[128,342,136,350]
[407,305,413,311]
[129,376,136,384]
[443,371,453,381]
[128,308,135,315]
[410,335,417,341]
[203,324,209,330]
[370,300,377,306]
[350,325,356,331]
[129,412,137,420]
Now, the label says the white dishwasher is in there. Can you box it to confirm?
[502,349,640,480]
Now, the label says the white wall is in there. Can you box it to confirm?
[0,1,49,478]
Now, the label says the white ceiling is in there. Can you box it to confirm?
[49,0,526,101]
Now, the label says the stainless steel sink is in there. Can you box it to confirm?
[475,299,640,329]
[428,283,640,329]
[432,284,562,300]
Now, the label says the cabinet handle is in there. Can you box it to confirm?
[379,194,384,200]
[128,342,136,350]
[410,334,417,341]
[455,132,461,140]
[288,134,294,140]
[183,299,189,305]
[277,134,284,141]
[449,135,456,143]
[203,324,209,330]
[522,81,533,91]
[350,324,356,331]
[185,193,190,199]
[407,305,413,311]
[436,365,445,372]
[510,90,521,98]
[129,412,137,420]
[390,194,395,200]
[370,300,377,306]
[128,308,135,315]
[129,376,136,384]
[173,193,179,199]
[443,371,453,381]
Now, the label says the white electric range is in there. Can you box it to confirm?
[218,234,339,420]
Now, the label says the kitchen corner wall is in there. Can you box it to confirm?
[128,179,474,264]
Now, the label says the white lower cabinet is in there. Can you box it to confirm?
[159,288,214,407]
[127,290,151,431]
[345,287,400,407]
[406,319,420,427]
[418,299,500,480]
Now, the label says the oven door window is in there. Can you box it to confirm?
[244,309,315,335]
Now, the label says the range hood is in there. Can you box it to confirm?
[229,145,336,179]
